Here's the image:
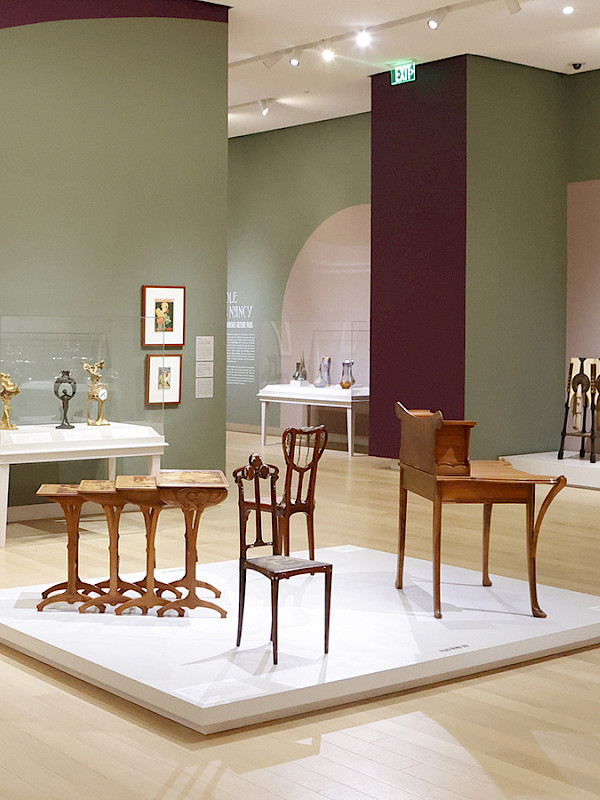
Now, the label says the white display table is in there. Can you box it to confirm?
[257,384,369,456]
[0,422,166,547]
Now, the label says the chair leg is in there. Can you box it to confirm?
[306,510,315,560]
[236,566,246,647]
[432,489,442,619]
[271,578,279,664]
[482,504,493,587]
[278,515,290,556]
[396,470,407,590]
[324,567,332,654]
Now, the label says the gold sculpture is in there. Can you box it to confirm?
[0,372,20,430]
[82,360,110,426]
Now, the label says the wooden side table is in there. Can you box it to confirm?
[35,484,101,610]
[156,470,228,617]
[77,480,143,613]
[114,475,182,615]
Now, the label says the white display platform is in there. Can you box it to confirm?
[502,451,600,490]
[258,384,369,456]
[0,423,166,546]
[0,546,598,735]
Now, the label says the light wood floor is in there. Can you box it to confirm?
[0,430,599,799]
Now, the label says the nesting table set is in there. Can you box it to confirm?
[36,470,228,617]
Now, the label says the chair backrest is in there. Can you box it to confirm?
[396,402,475,476]
[281,425,328,508]
[233,453,279,558]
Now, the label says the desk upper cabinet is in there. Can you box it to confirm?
[396,405,476,476]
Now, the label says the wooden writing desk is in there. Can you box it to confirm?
[396,403,567,618]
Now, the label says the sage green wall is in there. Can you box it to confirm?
[568,69,600,182]
[0,17,228,504]
[466,57,568,457]
[227,113,371,426]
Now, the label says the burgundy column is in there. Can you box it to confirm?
[0,0,227,29]
[369,56,468,458]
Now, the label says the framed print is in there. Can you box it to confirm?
[142,285,186,347]
[146,354,182,405]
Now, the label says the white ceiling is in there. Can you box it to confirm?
[225,0,600,138]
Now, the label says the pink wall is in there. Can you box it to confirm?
[566,180,600,358]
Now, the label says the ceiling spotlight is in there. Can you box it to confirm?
[289,48,302,67]
[427,7,449,30]
[321,42,336,62]
[504,0,521,13]
[262,52,282,70]
[356,30,372,47]
[258,99,270,117]
[563,5,574,14]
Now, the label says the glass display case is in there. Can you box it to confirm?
[259,320,369,391]
[257,321,370,454]
[0,314,166,433]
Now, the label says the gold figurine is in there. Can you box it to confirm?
[82,360,110,426]
[0,372,20,430]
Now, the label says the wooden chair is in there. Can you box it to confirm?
[395,402,567,619]
[278,425,328,560]
[233,453,332,665]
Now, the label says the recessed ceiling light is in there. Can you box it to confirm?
[563,5,574,14]
[427,7,449,30]
[289,48,302,67]
[321,45,335,62]
[356,30,372,47]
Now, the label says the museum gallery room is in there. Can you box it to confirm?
[1,0,600,797]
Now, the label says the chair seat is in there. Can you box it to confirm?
[246,554,330,575]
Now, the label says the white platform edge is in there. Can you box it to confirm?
[1,548,599,735]
[502,450,600,490]
[3,622,599,735]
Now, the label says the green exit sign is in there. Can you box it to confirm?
[390,63,416,85]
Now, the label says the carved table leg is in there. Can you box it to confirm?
[158,505,226,617]
[117,503,182,615]
[77,491,142,613]
[37,492,99,610]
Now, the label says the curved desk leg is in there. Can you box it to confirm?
[528,475,567,618]
[525,490,544,618]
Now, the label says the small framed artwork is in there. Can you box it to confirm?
[146,354,182,405]
[142,285,186,347]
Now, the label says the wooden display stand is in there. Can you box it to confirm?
[36,471,228,617]
[558,357,600,463]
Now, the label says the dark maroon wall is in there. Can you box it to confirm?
[0,0,228,29]
[369,56,468,459]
